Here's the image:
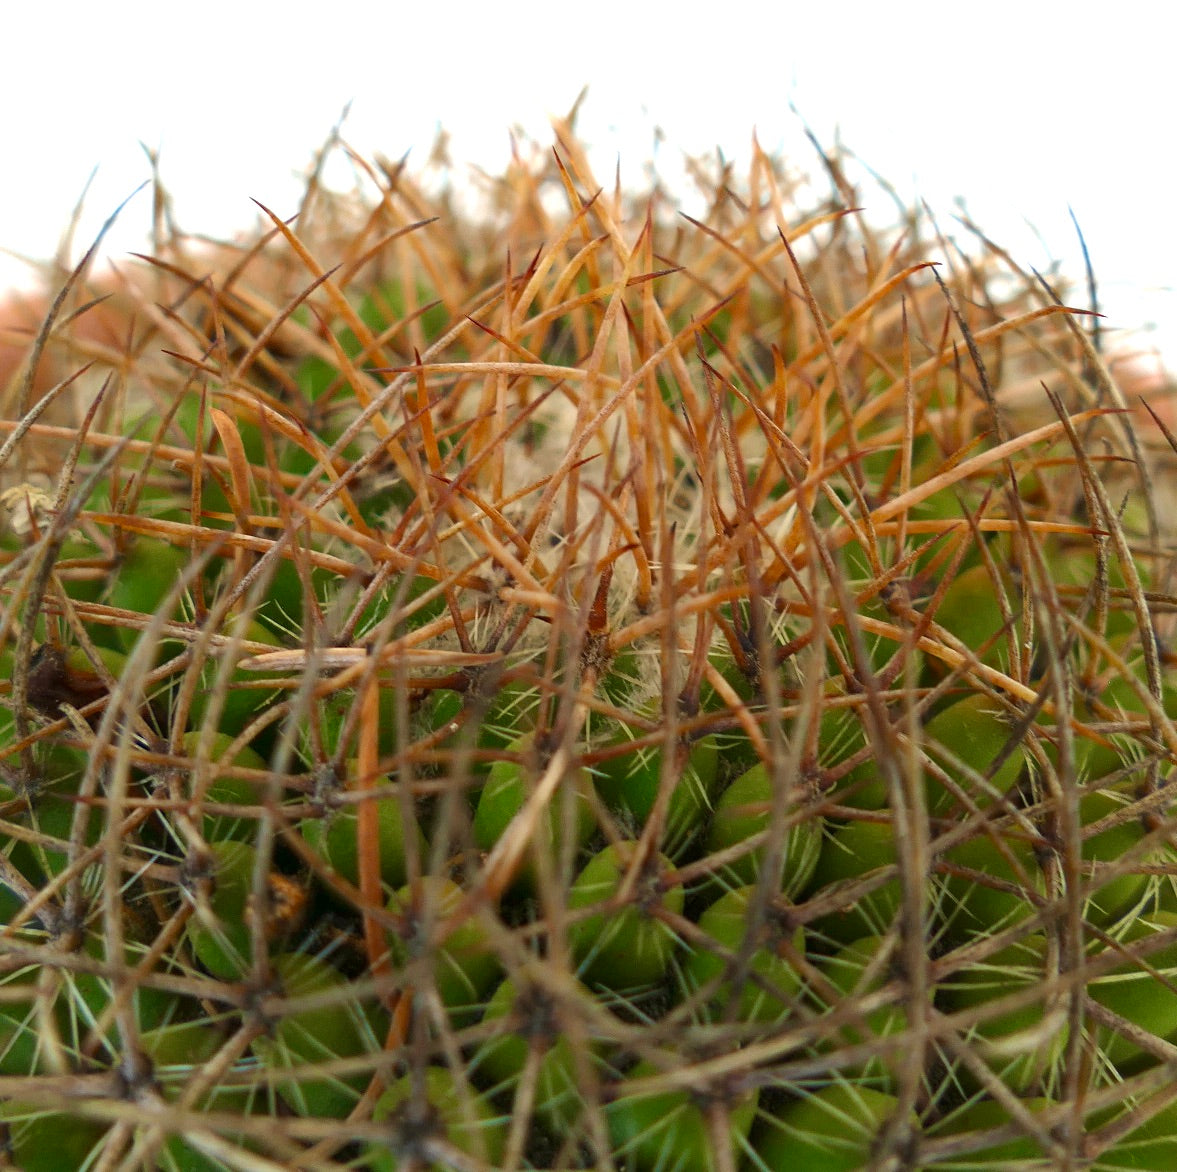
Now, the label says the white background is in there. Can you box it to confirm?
[2,1,1171,369]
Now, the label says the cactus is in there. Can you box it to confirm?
[1,112,1176,1170]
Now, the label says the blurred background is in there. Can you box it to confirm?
[2,1,1170,376]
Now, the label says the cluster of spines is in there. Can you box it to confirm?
[0,121,1174,1171]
